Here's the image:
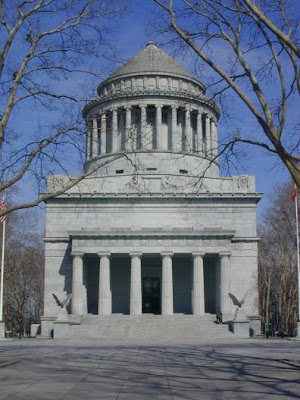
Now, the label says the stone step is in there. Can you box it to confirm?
[70,314,232,340]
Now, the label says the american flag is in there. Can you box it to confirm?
[0,197,5,223]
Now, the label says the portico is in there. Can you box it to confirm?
[70,234,233,318]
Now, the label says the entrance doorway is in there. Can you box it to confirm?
[142,277,161,314]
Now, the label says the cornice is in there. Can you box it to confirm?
[68,229,236,239]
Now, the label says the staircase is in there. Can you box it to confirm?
[70,314,233,341]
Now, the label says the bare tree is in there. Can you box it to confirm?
[0,0,127,217]
[1,209,44,336]
[258,180,298,336]
[154,0,300,187]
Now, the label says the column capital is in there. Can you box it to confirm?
[98,252,111,257]
[155,104,163,109]
[192,252,205,258]
[161,251,174,257]
[124,105,132,111]
[219,251,231,257]
[139,104,146,109]
[110,107,117,112]
[71,251,84,258]
[100,112,107,118]
[171,105,178,110]
[129,252,142,257]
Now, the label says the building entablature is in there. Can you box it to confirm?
[83,91,220,119]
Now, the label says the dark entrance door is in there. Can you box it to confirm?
[142,277,161,314]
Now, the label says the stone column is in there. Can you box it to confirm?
[82,264,88,315]
[92,117,98,158]
[130,252,142,315]
[100,113,106,155]
[112,108,118,153]
[171,105,179,151]
[72,253,84,315]
[156,105,162,150]
[196,110,203,153]
[220,252,231,318]
[211,119,218,160]
[86,120,92,160]
[185,108,192,152]
[192,253,205,315]
[205,114,211,156]
[161,252,173,315]
[125,106,132,151]
[98,252,112,315]
[140,105,147,150]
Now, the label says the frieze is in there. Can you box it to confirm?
[74,236,231,248]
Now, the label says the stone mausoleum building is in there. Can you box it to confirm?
[41,43,261,339]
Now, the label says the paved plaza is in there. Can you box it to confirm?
[0,338,299,399]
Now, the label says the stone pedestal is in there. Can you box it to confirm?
[0,322,5,339]
[30,324,41,338]
[230,319,250,338]
[248,315,262,337]
[53,320,70,339]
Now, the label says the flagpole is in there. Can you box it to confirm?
[295,188,300,339]
[0,218,6,323]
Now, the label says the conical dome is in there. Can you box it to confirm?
[111,42,195,80]
[97,42,205,95]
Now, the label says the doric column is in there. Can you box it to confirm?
[192,252,205,315]
[112,108,118,153]
[211,119,218,160]
[196,110,203,153]
[98,252,112,315]
[86,120,92,160]
[161,252,173,315]
[171,105,178,151]
[185,107,192,152]
[130,252,142,315]
[71,253,84,315]
[125,106,132,151]
[140,105,147,150]
[156,105,162,150]
[205,114,211,156]
[92,117,98,158]
[100,113,106,155]
[220,252,231,317]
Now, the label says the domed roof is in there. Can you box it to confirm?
[108,42,196,81]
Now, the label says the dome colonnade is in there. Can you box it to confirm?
[83,42,220,165]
